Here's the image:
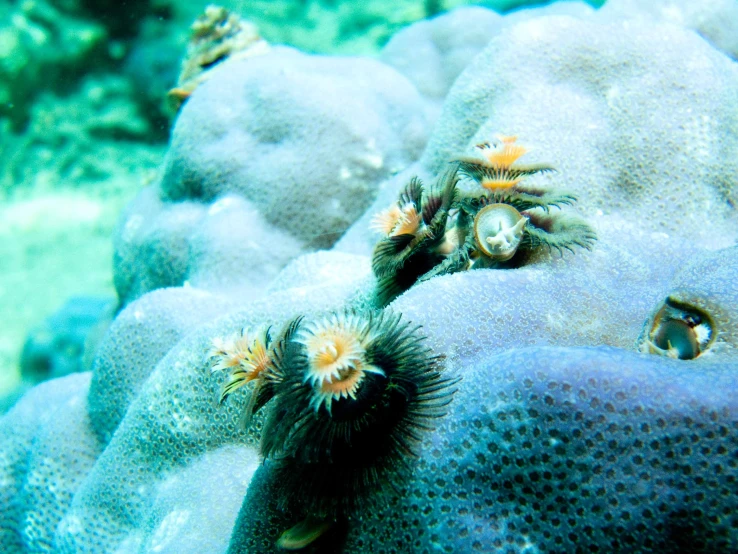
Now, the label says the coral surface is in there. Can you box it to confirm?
[114,45,428,306]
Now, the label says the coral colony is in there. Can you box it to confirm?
[206,135,597,549]
[372,135,597,305]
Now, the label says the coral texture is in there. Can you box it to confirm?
[234,345,738,553]
[419,14,738,246]
[379,2,596,123]
[114,45,427,306]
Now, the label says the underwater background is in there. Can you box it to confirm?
[1,0,737,553]
[0,0,610,407]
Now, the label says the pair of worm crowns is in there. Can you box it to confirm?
[206,310,457,549]
[371,135,597,305]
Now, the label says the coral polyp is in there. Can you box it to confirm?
[260,310,457,523]
[370,135,597,305]
[275,516,334,551]
[206,327,269,399]
[205,311,456,549]
[479,135,528,168]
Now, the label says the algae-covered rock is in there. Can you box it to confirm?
[1,74,160,194]
[0,0,106,128]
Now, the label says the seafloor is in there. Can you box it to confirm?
[0,0,736,553]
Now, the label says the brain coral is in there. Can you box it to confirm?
[1,3,737,554]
